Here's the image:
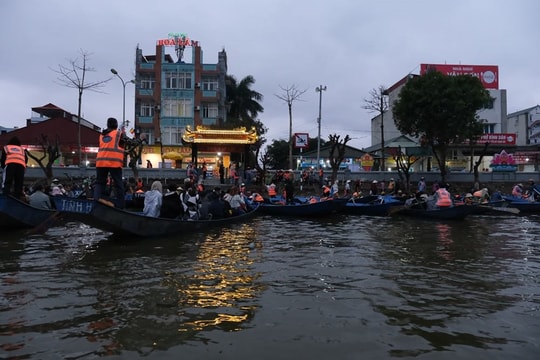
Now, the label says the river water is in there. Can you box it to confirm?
[1,213,538,359]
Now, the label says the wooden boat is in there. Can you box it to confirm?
[344,195,404,216]
[0,194,58,230]
[68,200,260,238]
[257,197,347,217]
[502,196,540,213]
[394,204,477,220]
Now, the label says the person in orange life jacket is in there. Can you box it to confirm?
[321,184,331,198]
[267,183,277,197]
[1,136,28,199]
[434,184,453,208]
[93,117,127,208]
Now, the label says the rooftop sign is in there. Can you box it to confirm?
[156,33,200,47]
[420,64,499,89]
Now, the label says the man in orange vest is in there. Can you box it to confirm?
[1,136,28,199]
[93,118,127,208]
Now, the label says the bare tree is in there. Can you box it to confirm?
[327,134,351,183]
[275,85,307,170]
[25,134,61,182]
[390,146,422,194]
[363,85,389,171]
[51,49,112,166]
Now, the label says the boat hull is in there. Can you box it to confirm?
[258,198,347,217]
[0,194,57,229]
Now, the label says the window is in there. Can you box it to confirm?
[140,76,155,89]
[483,124,495,133]
[140,103,154,117]
[162,99,193,117]
[164,71,192,89]
[202,78,218,91]
[483,97,495,109]
[202,103,218,118]
[161,126,184,145]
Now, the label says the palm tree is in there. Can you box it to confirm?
[226,75,264,127]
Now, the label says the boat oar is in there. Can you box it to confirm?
[478,205,520,215]
[26,211,61,235]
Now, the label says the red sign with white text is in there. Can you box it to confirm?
[478,133,516,145]
[420,64,499,89]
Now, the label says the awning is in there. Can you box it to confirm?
[162,151,184,160]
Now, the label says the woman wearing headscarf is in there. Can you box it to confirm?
[143,180,163,217]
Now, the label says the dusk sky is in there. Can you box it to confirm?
[1,0,538,150]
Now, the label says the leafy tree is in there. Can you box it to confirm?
[265,139,289,169]
[226,74,264,127]
[275,84,307,170]
[327,134,351,183]
[392,70,491,184]
[225,74,266,169]
[51,49,112,166]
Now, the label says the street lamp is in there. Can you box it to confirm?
[380,88,389,172]
[110,68,135,130]
[316,85,327,169]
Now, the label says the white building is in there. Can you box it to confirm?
[506,105,540,145]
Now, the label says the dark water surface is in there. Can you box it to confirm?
[1,214,538,359]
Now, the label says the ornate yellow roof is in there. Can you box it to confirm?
[182,125,258,144]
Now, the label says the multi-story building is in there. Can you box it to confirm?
[506,105,540,145]
[134,34,229,168]
[370,64,514,172]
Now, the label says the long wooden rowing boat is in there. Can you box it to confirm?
[0,194,58,230]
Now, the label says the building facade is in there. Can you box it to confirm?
[367,64,540,172]
[134,34,229,169]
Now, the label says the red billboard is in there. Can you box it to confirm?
[420,64,499,89]
[478,133,516,145]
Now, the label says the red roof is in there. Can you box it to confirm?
[0,117,100,147]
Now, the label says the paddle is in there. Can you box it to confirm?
[26,211,61,235]
[478,205,520,215]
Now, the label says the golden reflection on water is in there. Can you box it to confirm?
[162,223,265,332]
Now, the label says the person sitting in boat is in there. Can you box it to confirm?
[434,185,453,208]
[143,180,163,217]
[266,183,277,198]
[182,186,200,220]
[524,179,540,201]
[29,183,52,210]
[511,183,523,198]
[473,188,490,204]
[463,193,474,205]
[330,180,339,198]
[202,187,227,219]
[223,186,246,215]
[321,184,331,198]
[160,183,183,219]
[370,180,379,195]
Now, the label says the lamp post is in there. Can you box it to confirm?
[380,88,389,172]
[110,68,135,130]
[316,85,327,169]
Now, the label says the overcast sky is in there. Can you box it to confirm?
[1,0,538,150]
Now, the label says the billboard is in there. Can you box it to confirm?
[420,64,499,89]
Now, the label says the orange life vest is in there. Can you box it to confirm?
[268,185,277,196]
[435,188,452,207]
[4,145,26,168]
[96,130,124,168]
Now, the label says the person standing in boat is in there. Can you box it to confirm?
[417,176,426,194]
[94,117,127,208]
[1,136,28,200]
